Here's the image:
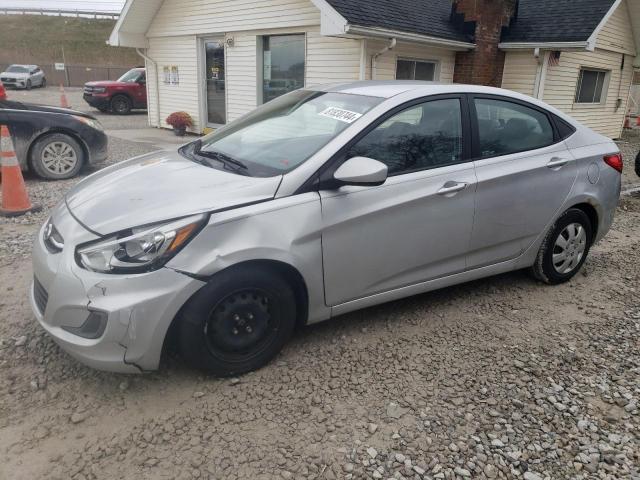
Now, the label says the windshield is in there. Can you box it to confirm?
[118,69,143,83]
[6,65,29,73]
[187,90,383,177]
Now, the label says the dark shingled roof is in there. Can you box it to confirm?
[325,0,472,43]
[502,0,616,43]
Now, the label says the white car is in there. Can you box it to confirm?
[1,64,46,90]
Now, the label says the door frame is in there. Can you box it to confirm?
[198,35,228,129]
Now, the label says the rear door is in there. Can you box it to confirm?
[320,95,477,306]
[467,95,577,269]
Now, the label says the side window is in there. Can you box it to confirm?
[348,98,463,176]
[474,98,554,158]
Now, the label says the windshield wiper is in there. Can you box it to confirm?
[192,140,249,173]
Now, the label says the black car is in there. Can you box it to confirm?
[0,100,107,180]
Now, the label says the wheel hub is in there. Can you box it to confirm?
[552,222,587,274]
[42,141,77,175]
[205,291,271,354]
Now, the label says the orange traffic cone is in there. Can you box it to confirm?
[0,125,41,217]
[59,83,70,109]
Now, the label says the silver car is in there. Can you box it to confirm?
[1,64,46,90]
[30,82,622,376]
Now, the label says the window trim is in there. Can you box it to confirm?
[395,57,440,82]
[468,94,563,161]
[574,67,610,105]
[308,94,472,191]
[257,33,307,106]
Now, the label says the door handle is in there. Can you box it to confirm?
[437,181,468,196]
[547,157,570,169]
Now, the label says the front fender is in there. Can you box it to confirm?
[166,193,329,324]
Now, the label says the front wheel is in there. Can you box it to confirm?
[30,133,84,180]
[178,265,297,377]
[25,80,32,91]
[41,78,47,88]
[530,208,593,284]
[110,94,132,114]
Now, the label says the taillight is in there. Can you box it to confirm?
[604,153,623,173]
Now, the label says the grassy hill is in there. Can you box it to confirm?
[0,14,140,66]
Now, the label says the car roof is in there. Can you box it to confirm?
[8,64,38,69]
[309,80,578,125]
[311,81,529,98]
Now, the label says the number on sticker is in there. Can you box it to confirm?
[319,107,363,124]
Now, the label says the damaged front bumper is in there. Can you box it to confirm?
[30,203,205,373]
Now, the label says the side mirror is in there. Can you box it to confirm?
[333,156,388,187]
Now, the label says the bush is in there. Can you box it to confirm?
[166,111,193,129]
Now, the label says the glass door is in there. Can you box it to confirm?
[204,38,226,125]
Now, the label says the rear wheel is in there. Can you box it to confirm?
[30,133,84,180]
[110,94,132,115]
[178,265,297,377]
[530,208,593,284]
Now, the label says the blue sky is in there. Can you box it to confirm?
[0,0,125,12]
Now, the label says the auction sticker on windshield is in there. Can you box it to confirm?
[319,107,363,124]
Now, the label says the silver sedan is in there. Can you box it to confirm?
[30,82,622,376]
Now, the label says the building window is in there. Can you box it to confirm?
[575,68,609,104]
[261,34,305,104]
[396,59,437,81]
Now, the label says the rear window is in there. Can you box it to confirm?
[554,115,576,140]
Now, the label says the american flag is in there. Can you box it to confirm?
[548,51,561,67]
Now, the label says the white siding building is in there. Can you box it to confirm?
[109,0,639,139]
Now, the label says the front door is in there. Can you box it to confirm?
[204,38,226,125]
[320,97,476,306]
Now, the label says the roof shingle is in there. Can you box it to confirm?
[501,0,616,43]
[325,0,472,43]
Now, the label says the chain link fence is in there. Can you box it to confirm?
[0,63,133,87]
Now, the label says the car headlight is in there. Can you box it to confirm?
[76,214,207,274]
[72,115,104,131]
[92,87,106,93]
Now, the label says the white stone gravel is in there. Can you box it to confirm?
[0,122,638,479]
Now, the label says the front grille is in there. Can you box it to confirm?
[33,277,49,315]
[84,86,94,94]
[1,77,14,82]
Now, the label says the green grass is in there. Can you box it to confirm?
[0,14,139,66]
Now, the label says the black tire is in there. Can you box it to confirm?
[30,133,85,180]
[26,80,32,91]
[41,78,47,88]
[635,150,640,178]
[97,106,109,113]
[178,265,297,376]
[110,94,132,115]
[530,208,593,285]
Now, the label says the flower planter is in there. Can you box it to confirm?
[173,126,187,137]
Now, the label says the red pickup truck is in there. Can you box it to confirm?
[83,67,147,115]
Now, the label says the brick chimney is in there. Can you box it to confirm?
[452,0,517,87]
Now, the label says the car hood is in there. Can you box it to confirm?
[65,150,283,235]
[85,81,128,88]
[1,71,29,79]
[22,102,96,118]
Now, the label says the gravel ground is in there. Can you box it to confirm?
[0,116,639,479]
